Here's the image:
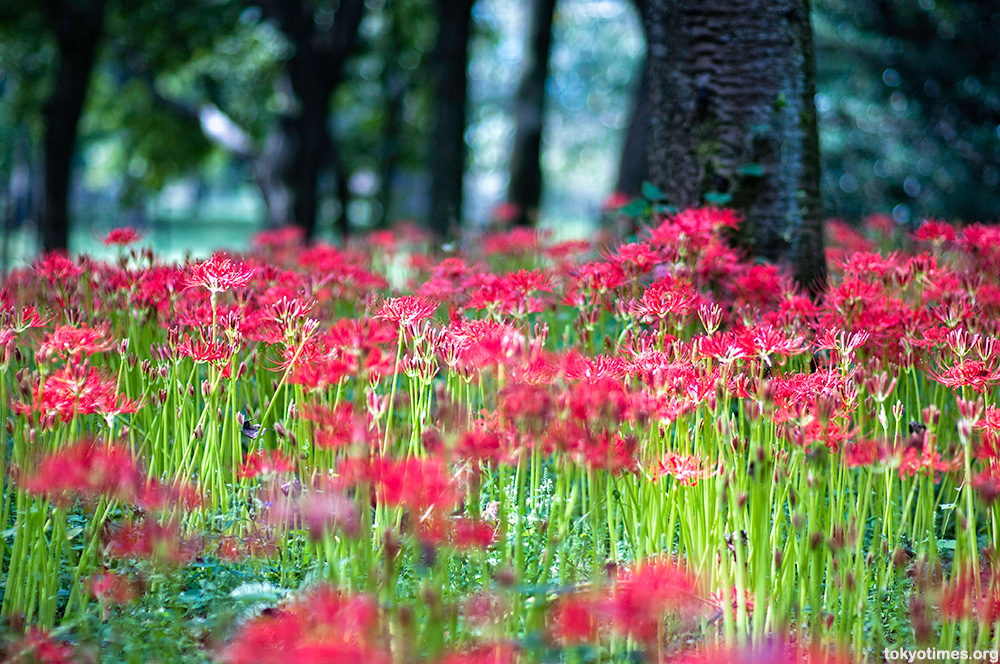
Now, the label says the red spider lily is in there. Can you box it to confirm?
[138,478,203,511]
[633,275,700,321]
[176,334,236,365]
[449,518,497,550]
[104,519,201,564]
[2,628,77,664]
[913,218,956,244]
[89,571,139,604]
[843,439,887,468]
[569,260,628,298]
[264,295,317,337]
[440,318,526,372]
[301,402,366,450]
[266,481,360,540]
[927,357,1000,394]
[453,428,517,465]
[33,251,83,285]
[709,586,756,621]
[13,365,142,425]
[437,644,519,664]
[814,327,871,359]
[897,445,959,480]
[465,272,550,317]
[239,450,296,479]
[103,227,144,246]
[367,456,461,515]
[481,227,544,256]
[549,595,600,644]
[498,381,554,426]
[23,439,145,504]
[696,330,748,365]
[185,251,256,294]
[651,451,720,486]
[1,305,49,334]
[253,225,305,251]
[216,532,279,561]
[373,295,437,328]
[606,559,705,643]
[647,207,741,255]
[738,324,807,366]
[606,241,663,277]
[416,514,497,550]
[218,588,386,664]
[37,323,117,360]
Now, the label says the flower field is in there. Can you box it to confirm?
[2,211,1000,663]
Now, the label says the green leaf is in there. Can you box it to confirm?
[653,203,678,216]
[617,199,649,217]
[703,191,733,205]
[641,180,666,201]
[737,163,765,177]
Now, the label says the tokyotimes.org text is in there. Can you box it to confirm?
[884,649,1000,663]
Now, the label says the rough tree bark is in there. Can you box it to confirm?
[428,0,475,239]
[40,0,106,253]
[506,0,558,228]
[644,0,826,292]
[262,0,365,241]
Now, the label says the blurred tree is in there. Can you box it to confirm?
[644,0,825,291]
[614,0,648,204]
[814,0,1000,223]
[259,0,366,240]
[428,0,475,238]
[37,0,106,253]
[505,0,558,228]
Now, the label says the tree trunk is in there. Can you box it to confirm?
[615,58,650,200]
[263,0,365,241]
[506,0,558,228]
[644,0,826,292]
[40,0,106,253]
[428,0,475,239]
[615,0,649,201]
[376,5,408,230]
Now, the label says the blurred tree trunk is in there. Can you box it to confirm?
[262,0,365,241]
[40,0,106,253]
[428,0,474,238]
[614,0,649,202]
[615,64,649,201]
[506,0,558,228]
[644,0,826,293]
[376,4,407,230]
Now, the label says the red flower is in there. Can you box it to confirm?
[239,450,295,479]
[185,251,255,294]
[37,323,117,360]
[3,628,77,664]
[368,456,460,515]
[89,571,138,604]
[912,218,956,244]
[634,274,700,321]
[449,518,497,550]
[652,451,719,486]
[374,296,437,327]
[927,358,1000,394]
[23,439,146,504]
[103,227,143,246]
[218,588,386,664]
[104,519,201,564]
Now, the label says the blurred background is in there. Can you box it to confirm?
[0,0,998,264]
